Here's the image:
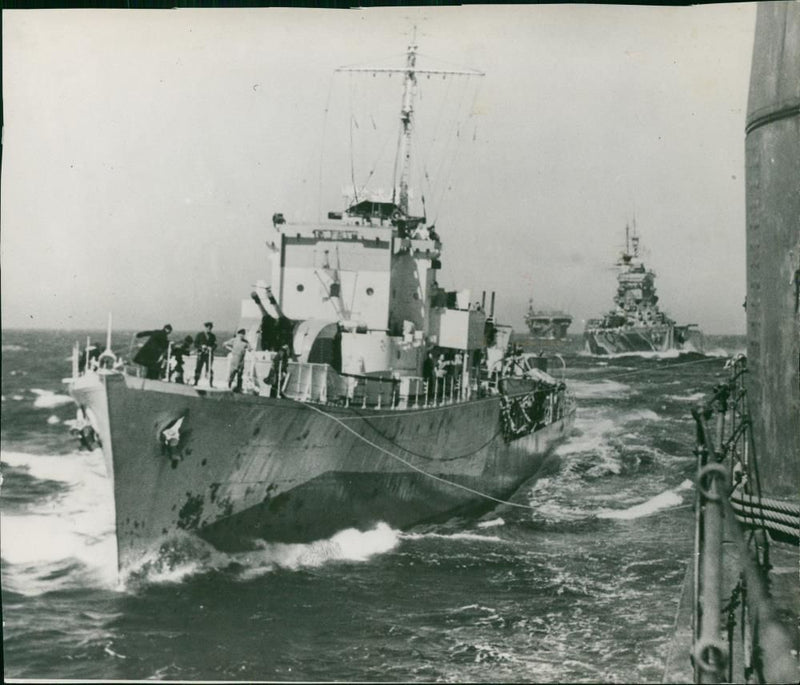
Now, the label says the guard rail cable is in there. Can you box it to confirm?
[689,355,799,684]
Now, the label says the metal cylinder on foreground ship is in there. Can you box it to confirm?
[662,6,800,683]
[745,0,800,500]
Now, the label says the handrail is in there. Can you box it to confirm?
[689,355,799,684]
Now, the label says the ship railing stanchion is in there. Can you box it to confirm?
[377,379,382,409]
[165,342,172,382]
[296,362,302,396]
[72,342,79,379]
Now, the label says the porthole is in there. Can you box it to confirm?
[366,287,374,296]
[296,284,305,292]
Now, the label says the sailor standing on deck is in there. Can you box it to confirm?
[193,321,217,387]
[133,324,172,380]
[224,329,251,393]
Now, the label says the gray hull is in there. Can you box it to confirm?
[73,374,574,570]
[583,325,704,355]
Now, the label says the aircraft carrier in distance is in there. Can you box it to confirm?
[524,301,573,341]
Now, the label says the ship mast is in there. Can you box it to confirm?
[336,31,484,218]
[397,30,418,215]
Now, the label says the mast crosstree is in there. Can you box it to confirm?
[336,31,483,217]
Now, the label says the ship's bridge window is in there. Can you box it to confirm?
[366,287,374,296]
[297,284,305,292]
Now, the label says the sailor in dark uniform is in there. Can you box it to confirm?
[133,324,172,379]
[193,321,217,386]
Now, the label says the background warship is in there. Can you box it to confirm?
[67,37,576,573]
[584,224,704,355]
[524,301,573,341]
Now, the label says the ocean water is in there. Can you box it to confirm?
[1,329,745,683]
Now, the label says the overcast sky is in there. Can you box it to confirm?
[2,4,756,335]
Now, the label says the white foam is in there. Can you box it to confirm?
[46,414,61,425]
[623,408,662,422]
[665,391,706,402]
[0,449,118,595]
[401,530,503,543]
[597,480,692,520]
[229,522,402,580]
[31,388,74,409]
[476,517,505,529]
[1,449,105,484]
[554,416,618,457]
[569,379,632,400]
[2,344,26,352]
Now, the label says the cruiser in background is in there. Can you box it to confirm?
[584,224,704,355]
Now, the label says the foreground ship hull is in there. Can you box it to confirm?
[74,374,574,569]
[583,324,703,355]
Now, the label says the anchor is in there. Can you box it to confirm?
[160,416,186,467]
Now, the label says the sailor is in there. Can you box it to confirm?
[250,286,296,355]
[133,324,172,380]
[422,351,436,400]
[224,328,251,393]
[78,342,101,373]
[171,335,194,384]
[431,282,448,308]
[194,321,217,387]
[265,344,290,398]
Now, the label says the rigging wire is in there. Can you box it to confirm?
[431,75,482,226]
[317,73,336,223]
[349,73,360,205]
[416,74,455,215]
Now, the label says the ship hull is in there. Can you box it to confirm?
[73,374,574,569]
[583,325,704,355]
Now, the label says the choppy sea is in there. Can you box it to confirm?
[1,329,745,682]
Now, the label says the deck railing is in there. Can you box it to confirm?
[688,356,798,684]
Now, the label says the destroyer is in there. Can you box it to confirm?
[584,225,704,355]
[68,38,575,572]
